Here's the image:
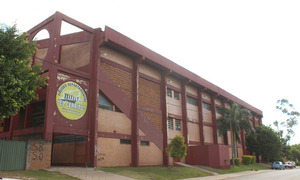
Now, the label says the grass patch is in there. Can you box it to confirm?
[198,163,269,174]
[0,170,79,180]
[99,167,212,180]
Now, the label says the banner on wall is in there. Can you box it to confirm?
[56,81,87,120]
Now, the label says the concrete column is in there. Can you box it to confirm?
[89,29,102,167]
[43,13,62,140]
[252,116,256,128]
[211,95,218,144]
[181,81,189,147]
[198,88,205,145]
[131,57,143,167]
[161,71,169,166]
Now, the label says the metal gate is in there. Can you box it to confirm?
[0,140,27,170]
[52,134,86,166]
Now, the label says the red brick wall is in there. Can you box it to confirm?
[143,111,162,131]
[101,62,132,99]
[138,77,162,131]
[26,139,52,170]
[138,77,160,110]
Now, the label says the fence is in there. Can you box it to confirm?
[0,140,27,170]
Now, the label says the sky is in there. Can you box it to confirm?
[1,0,300,144]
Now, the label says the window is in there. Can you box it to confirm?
[140,141,150,146]
[216,107,221,114]
[18,107,26,129]
[115,106,122,112]
[174,91,180,100]
[187,96,198,106]
[53,134,86,144]
[167,88,172,97]
[31,101,46,127]
[167,88,180,100]
[175,119,181,131]
[120,139,131,144]
[168,118,173,130]
[202,102,211,111]
[98,91,113,110]
[98,91,122,112]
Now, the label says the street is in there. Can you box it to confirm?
[231,168,300,180]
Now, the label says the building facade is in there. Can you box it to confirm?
[0,12,262,169]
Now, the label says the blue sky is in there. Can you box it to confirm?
[2,0,300,144]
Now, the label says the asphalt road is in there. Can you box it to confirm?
[231,168,300,180]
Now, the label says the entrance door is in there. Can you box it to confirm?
[52,134,86,166]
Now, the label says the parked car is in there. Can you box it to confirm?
[291,161,296,168]
[284,162,293,169]
[272,161,285,170]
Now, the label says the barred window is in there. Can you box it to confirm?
[168,118,174,130]
[175,119,181,131]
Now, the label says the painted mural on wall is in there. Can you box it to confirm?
[56,81,87,120]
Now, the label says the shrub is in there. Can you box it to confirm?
[230,158,241,166]
[242,155,252,165]
[251,156,256,164]
[165,135,187,160]
[296,162,300,166]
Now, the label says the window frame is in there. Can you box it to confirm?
[202,102,211,111]
[120,139,131,145]
[167,88,172,97]
[167,117,174,130]
[140,141,150,146]
[175,119,181,131]
[173,91,180,100]
[98,91,122,112]
[187,96,198,106]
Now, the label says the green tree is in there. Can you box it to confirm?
[165,135,187,160]
[274,99,299,142]
[289,146,300,161]
[273,99,299,159]
[0,24,47,119]
[246,125,282,162]
[217,102,254,166]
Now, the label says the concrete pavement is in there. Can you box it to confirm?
[174,162,219,175]
[181,169,273,180]
[46,167,136,180]
[47,165,273,180]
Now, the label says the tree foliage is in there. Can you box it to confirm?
[246,125,282,162]
[287,144,300,161]
[274,99,299,142]
[0,24,47,119]
[273,99,299,160]
[165,135,187,160]
[217,102,254,163]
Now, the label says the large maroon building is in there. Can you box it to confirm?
[0,12,262,169]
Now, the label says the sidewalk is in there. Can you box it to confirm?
[46,167,136,180]
[181,169,272,180]
[174,162,219,175]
